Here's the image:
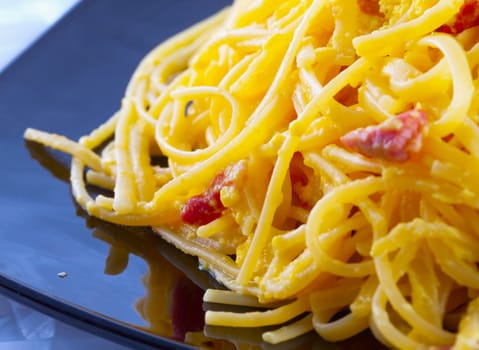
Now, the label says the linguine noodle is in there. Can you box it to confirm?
[24,1,479,348]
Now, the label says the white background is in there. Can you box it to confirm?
[0,0,78,72]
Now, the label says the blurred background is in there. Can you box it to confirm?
[0,1,128,348]
[0,0,78,72]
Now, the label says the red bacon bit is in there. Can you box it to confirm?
[357,0,382,16]
[180,162,246,225]
[340,109,427,162]
[438,0,479,34]
[180,192,224,226]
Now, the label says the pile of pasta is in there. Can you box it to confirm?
[25,0,479,348]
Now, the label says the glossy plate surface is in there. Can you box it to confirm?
[0,1,383,349]
[0,1,227,349]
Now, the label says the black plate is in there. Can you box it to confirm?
[0,1,229,349]
[0,1,384,349]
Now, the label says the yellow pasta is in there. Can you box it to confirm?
[23,0,479,348]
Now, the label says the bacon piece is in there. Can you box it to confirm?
[357,0,381,16]
[340,109,427,162]
[180,162,246,225]
[438,0,479,34]
[180,192,223,226]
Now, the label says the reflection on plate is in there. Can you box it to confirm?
[25,139,220,348]
[22,140,296,349]
[0,0,388,349]
[24,121,385,350]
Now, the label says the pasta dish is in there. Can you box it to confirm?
[24,0,479,348]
